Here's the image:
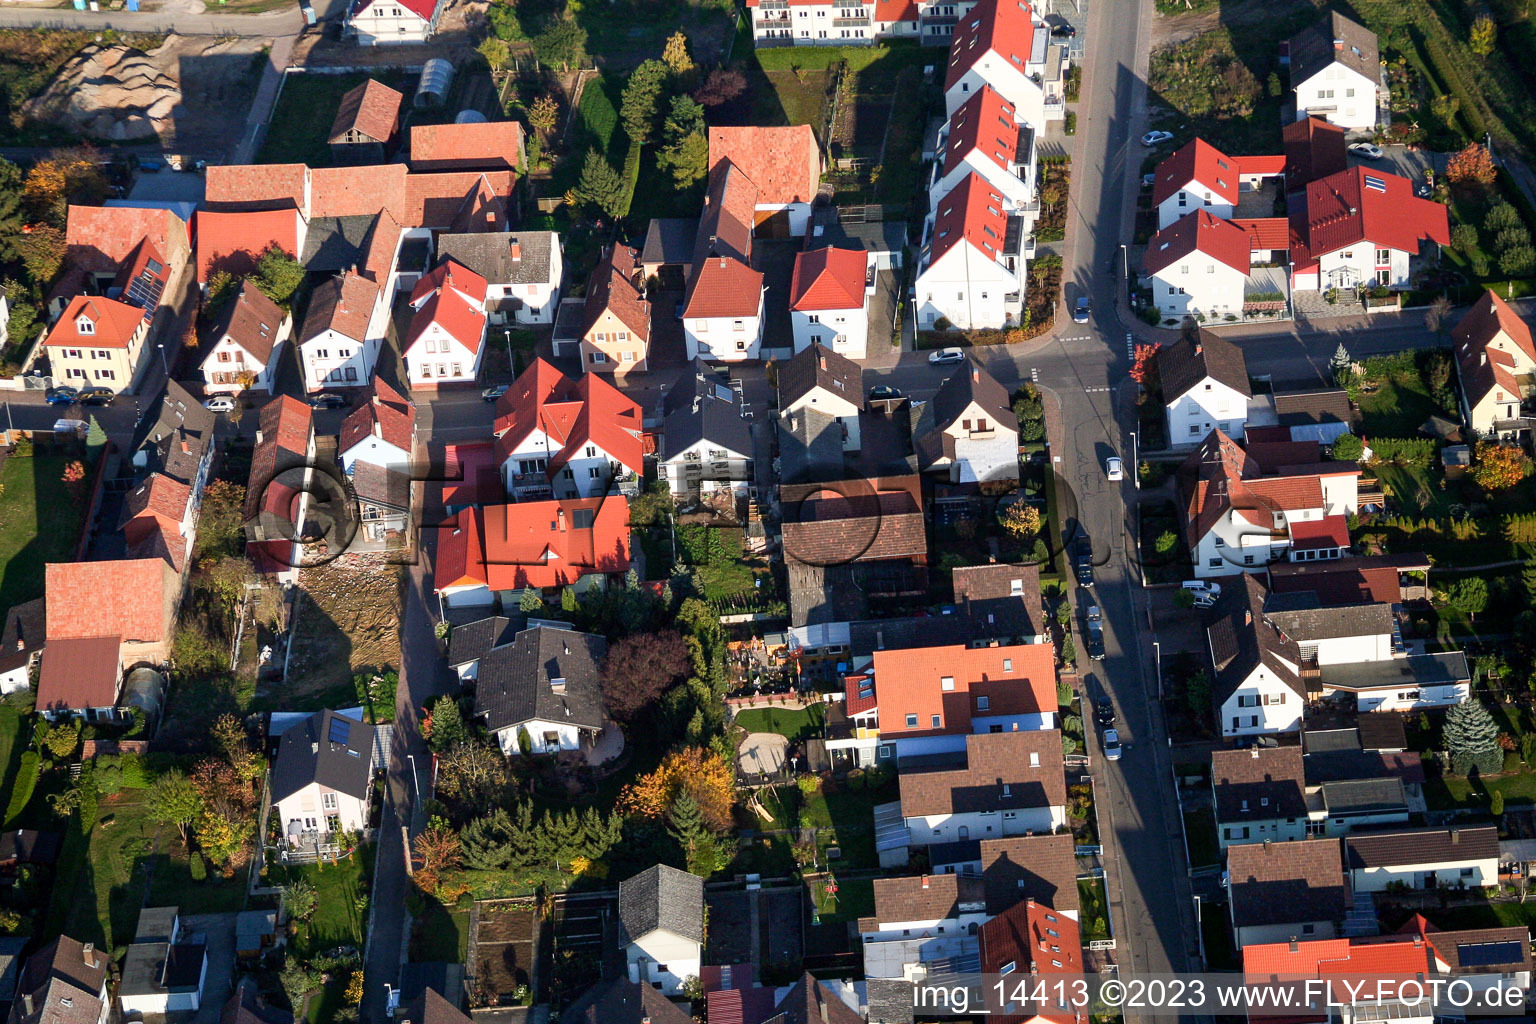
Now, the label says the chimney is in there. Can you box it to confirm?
[1250,748,1260,759]
[373,391,382,407]
[1194,342,1203,355]
[971,367,979,381]
[820,996,830,1024]
[511,241,522,261]
[1244,610,1252,626]
[718,257,727,269]
[557,507,566,531]
[921,875,930,889]
[1451,829,1460,844]
[1289,939,1299,952]
[373,419,382,439]
[82,943,94,965]
[21,994,31,1017]
[819,355,828,370]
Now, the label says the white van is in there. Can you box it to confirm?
[1182,580,1221,608]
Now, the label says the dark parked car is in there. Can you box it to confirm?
[481,384,509,402]
[308,392,348,410]
[77,387,115,406]
[869,385,903,400]
[1095,697,1116,727]
[1075,545,1094,587]
[1086,604,1106,660]
[45,387,78,406]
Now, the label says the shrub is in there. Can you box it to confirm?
[189,851,206,881]
[4,751,38,824]
[1450,223,1479,252]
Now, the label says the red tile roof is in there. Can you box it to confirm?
[873,0,917,20]
[433,497,631,592]
[928,172,1010,267]
[1143,209,1251,276]
[195,209,301,282]
[978,900,1086,1024]
[945,0,1039,94]
[404,170,514,230]
[1453,288,1536,364]
[37,635,121,712]
[440,441,500,509]
[410,259,489,306]
[871,642,1057,737]
[1236,154,1287,176]
[1233,217,1291,251]
[329,79,403,146]
[360,205,402,286]
[408,279,488,356]
[1289,514,1350,551]
[122,473,191,529]
[1153,138,1241,208]
[789,247,867,311]
[300,270,379,345]
[45,295,146,350]
[843,674,877,715]
[941,85,1021,179]
[1283,116,1348,188]
[410,121,525,172]
[1244,934,1435,997]
[684,254,764,320]
[340,376,415,455]
[1177,429,1357,547]
[204,163,310,212]
[707,125,821,207]
[46,560,173,643]
[583,245,651,340]
[127,516,188,573]
[65,205,189,272]
[353,0,439,21]
[311,163,409,222]
[246,395,314,521]
[492,357,644,475]
[1294,167,1450,262]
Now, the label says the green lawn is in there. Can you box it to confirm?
[0,451,88,621]
[410,900,469,962]
[277,847,374,958]
[1356,373,1439,438]
[1183,807,1219,869]
[809,875,873,922]
[1426,767,1536,811]
[1078,875,1111,942]
[0,705,25,819]
[734,704,824,744]
[258,72,409,166]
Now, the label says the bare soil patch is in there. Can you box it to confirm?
[286,554,404,701]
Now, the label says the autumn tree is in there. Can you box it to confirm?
[253,246,305,307]
[14,224,66,287]
[1423,294,1454,336]
[527,94,560,137]
[693,67,746,108]
[1472,440,1533,491]
[196,479,247,558]
[619,747,736,830]
[436,740,512,817]
[1470,14,1497,57]
[22,148,106,224]
[211,713,263,781]
[477,36,510,69]
[663,31,694,75]
[1445,143,1497,187]
[998,501,1043,540]
[1128,342,1161,386]
[602,630,690,721]
[413,820,462,891]
[146,769,204,846]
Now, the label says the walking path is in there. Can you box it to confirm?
[0,4,302,34]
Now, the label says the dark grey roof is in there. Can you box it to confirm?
[928,838,982,868]
[1289,11,1379,87]
[436,232,556,286]
[849,614,974,655]
[0,937,26,1005]
[661,359,753,461]
[866,978,916,1024]
[559,978,692,1024]
[350,462,410,513]
[120,942,204,997]
[617,863,705,946]
[1357,712,1407,751]
[777,407,846,486]
[0,597,44,671]
[1156,330,1252,403]
[1302,728,1360,754]
[778,342,861,410]
[472,626,609,736]
[270,709,373,803]
[1205,574,1304,703]
[220,979,292,1024]
[446,615,522,667]
[1274,388,1352,427]
[1306,749,1425,787]
[767,972,864,1024]
[1345,827,1498,869]
[0,829,60,865]
[640,218,698,268]
[806,204,907,256]
[131,380,217,488]
[1318,652,1471,692]
[1264,600,1394,641]
[400,987,470,1024]
[1321,777,1407,816]
[134,906,178,944]
[300,215,377,272]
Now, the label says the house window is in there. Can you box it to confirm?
[562,469,574,479]
[941,676,955,691]
[809,314,820,323]
[1375,248,1390,265]
[585,445,597,457]
[322,792,338,810]
[977,695,990,710]
[906,713,918,727]
[1209,558,1221,567]
[931,714,941,728]
[77,319,94,335]
[588,467,601,479]
[1003,659,1012,672]
[591,351,607,363]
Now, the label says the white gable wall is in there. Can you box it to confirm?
[1166,379,1250,444]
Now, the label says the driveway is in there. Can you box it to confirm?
[182,912,239,1024]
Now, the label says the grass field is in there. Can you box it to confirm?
[734,704,824,743]
[809,874,873,922]
[1078,874,1111,942]
[1426,767,1536,811]
[258,71,410,166]
[410,901,470,962]
[1356,373,1439,438]
[0,451,88,621]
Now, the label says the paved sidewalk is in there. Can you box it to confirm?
[0,4,303,34]
[232,33,297,164]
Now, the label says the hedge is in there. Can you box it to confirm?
[4,750,37,825]
[1367,437,1437,469]
[620,140,642,220]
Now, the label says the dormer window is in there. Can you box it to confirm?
[77,318,95,335]
[941,675,955,691]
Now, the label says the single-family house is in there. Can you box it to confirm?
[618,864,705,995]
[942,0,1050,126]
[658,360,753,501]
[952,561,1047,644]
[120,908,208,1015]
[1226,837,1349,948]
[977,833,1081,916]
[1212,746,1308,848]
[465,624,619,762]
[1395,914,1534,994]
[5,937,110,1024]
[577,245,651,374]
[913,361,1020,486]
[707,126,823,238]
[916,173,1027,331]
[560,978,693,1024]
[492,358,643,500]
[1345,827,1498,893]
[64,205,191,291]
[1302,727,1418,835]
[1453,289,1536,438]
[410,121,526,174]
[858,874,988,980]
[898,730,1067,845]
[405,260,489,388]
[437,231,563,326]
[1150,139,1285,230]
[1144,210,1252,321]
[270,709,374,849]
[931,86,1038,230]
[1157,329,1254,443]
[977,899,1086,1023]
[778,342,863,453]
[1206,574,1306,739]
[683,162,765,361]
[339,379,415,542]
[45,294,150,393]
[195,208,307,284]
[201,282,290,394]
[298,270,384,393]
[328,79,402,164]
[1289,167,1449,292]
[1283,115,1349,191]
[1287,12,1382,132]
[346,0,445,44]
[789,246,873,360]
[1267,554,1430,606]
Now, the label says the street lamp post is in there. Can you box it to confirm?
[406,753,421,809]
[156,343,168,376]
[503,328,513,373]
[1153,640,1162,700]
[1130,431,1139,490]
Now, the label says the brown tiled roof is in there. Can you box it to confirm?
[1228,838,1348,929]
[978,833,1080,914]
[867,873,986,928]
[952,563,1043,639]
[207,281,286,365]
[204,164,310,213]
[1267,554,1424,606]
[1400,916,1534,975]
[246,395,314,521]
[1288,12,1378,85]
[359,207,402,286]
[779,475,927,566]
[404,170,514,230]
[1156,329,1251,401]
[35,636,121,712]
[310,164,408,222]
[1283,116,1347,189]
[707,125,821,206]
[120,473,191,529]
[778,341,862,408]
[1344,827,1498,869]
[1212,747,1308,822]
[582,245,651,340]
[339,376,415,456]
[1273,388,1352,427]
[899,730,1067,817]
[11,936,109,1024]
[45,561,172,644]
[329,80,401,146]
[300,271,378,345]
[126,518,187,574]
[1,598,45,659]
[410,121,525,172]
[766,973,864,1024]
[1205,573,1304,704]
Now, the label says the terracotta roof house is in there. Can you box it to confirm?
[404,259,489,389]
[1266,554,1429,606]
[298,270,384,393]
[1395,913,1534,983]
[432,496,631,607]
[436,231,563,326]
[465,624,618,763]
[788,246,873,359]
[246,395,316,577]
[617,864,704,996]
[410,121,526,173]
[1151,138,1286,230]
[1157,329,1254,443]
[1242,934,1435,1013]
[345,0,447,45]
[1211,746,1308,849]
[657,359,753,502]
[952,562,1045,643]
[44,294,151,394]
[942,0,1050,127]
[201,282,290,395]
[898,729,1067,848]
[560,977,692,1024]
[683,161,765,362]
[41,558,176,714]
[577,245,651,374]
[203,164,311,214]
[64,205,190,281]
[931,85,1039,232]
[1289,166,1449,293]
[707,125,822,238]
[913,361,1019,486]
[915,172,1027,331]
[195,208,305,283]
[1143,209,1254,321]
[403,169,513,231]
[1452,289,1536,438]
[978,899,1086,1024]
[6,936,110,1024]
[1226,837,1349,948]
[328,79,403,163]
[977,833,1081,916]
[1286,11,1382,131]
[780,474,927,568]
[1283,116,1348,191]
[491,357,643,501]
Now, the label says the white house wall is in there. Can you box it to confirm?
[302,330,381,392]
[1166,381,1250,444]
[915,244,1022,331]
[1353,682,1468,713]
[1219,671,1302,737]
[1156,185,1235,230]
[1293,66,1378,131]
[1150,255,1247,319]
[792,302,870,361]
[494,717,586,756]
[904,805,1064,845]
[1350,858,1497,893]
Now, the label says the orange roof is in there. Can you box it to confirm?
[1153,138,1241,207]
[433,497,631,592]
[872,642,1057,737]
[126,516,188,574]
[64,205,188,273]
[492,357,644,473]
[404,170,514,229]
[360,206,402,286]
[410,121,525,172]
[1237,154,1287,176]
[945,0,1039,94]
[1233,217,1291,251]
[1143,209,1251,276]
[873,0,917,21]
[789,247,867,311]
[928,172,1010,267]
[407,281,488,356]
[942,85,1021,179]
[1452,289,1536,365]
[683,254,764,319]
[1244,934,1436,997]
[195,208,301,282]
[122,473,191,528]
[707,125,821,207]
[310,163,409,222]
[46,560,172,643]
[329,79,402,146]
[204,163,310,213]
[410,259,489,306]
[46,295,146,350]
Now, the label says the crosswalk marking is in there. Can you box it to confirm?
[1125,332,1134,359]
[1030,367,1040,382]
[1085,386,1111,393]
[1059,335,1094,342]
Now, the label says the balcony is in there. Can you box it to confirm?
[757,10,789,20]
[758,1,789,8]
[833,16,869,26]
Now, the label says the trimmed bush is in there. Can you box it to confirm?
[190,851,207,881]
[4,751,37,825]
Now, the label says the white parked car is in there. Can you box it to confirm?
[1349,142,1384,160]
[1141,130,1174,147]
[928,347,967,365]
[1103,729,1123,760]
[1105,456,1124,481]
[203,396,237,413]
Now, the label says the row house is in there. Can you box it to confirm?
[1225,837,1348,948]
[858,874,988,982]
[491,357,643,501]
[403,259,490,389]
[915,173,1027,330]
[943,0,1053,127]
[245,395,316,578]
[744,0,985,47]
[977,898,1087,1024]
[1452,289,1536,439]
[683,161,765,361]
[931,86,1040,239]
[299,270,386,393]
[577,244,651,374]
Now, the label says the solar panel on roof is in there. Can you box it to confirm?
[328,715,351,745]
[1456,940,1523,967]
[715,384,734,403]
[147,258,164,275]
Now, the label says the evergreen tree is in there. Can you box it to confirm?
[461,807,514,870]
[668,791,720,876]
[572,149,628,221]
[620,60,669,146]
[1331,343,1351,373]
[85,415,107,457]
[543,809,583,870]
[426,695,467,753]
[506,800,544,869]
[1444,700,1503,776]
[578,806,622,860]
[519,587,543,612]
[560,586,580,614]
